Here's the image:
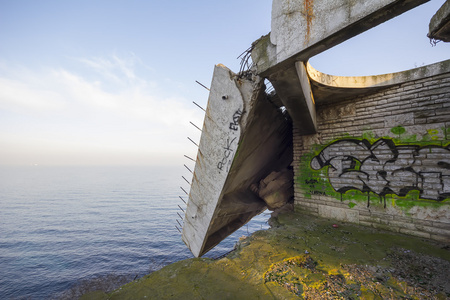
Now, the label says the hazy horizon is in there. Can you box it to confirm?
[1,1,449,167]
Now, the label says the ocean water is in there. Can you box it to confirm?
[0,166,270,299]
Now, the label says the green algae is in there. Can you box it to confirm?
[296,127,450,210]
[390,126,406,136]
[83,211,449,299]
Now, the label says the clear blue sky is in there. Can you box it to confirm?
[0,0,448,166]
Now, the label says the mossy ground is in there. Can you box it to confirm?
[81,210,449,299]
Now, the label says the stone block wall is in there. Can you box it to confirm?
[293,71,450,242]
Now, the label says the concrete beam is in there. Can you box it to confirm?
[428,0,450,42]
[269,61,317,134]
[252,0,429,77]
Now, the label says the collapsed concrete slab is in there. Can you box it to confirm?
[182,65,292,257]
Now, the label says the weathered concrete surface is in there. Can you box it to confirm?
[182,65,293,257]
[252,0,428,77]
[84,211,450,299]
[182,64,250,257]
[202,87,293,255]
[306,59,450,103]
[268,62,317,134]
[428,0,450,42]
[251,0,430,136]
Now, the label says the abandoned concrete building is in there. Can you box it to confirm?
[181,0,450,257]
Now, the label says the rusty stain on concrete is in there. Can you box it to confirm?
[304,0,314,46]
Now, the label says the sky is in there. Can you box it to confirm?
[0,0,449,166]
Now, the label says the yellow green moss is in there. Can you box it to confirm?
[84,211,449,299]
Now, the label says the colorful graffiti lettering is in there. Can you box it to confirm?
[310,139,450,203]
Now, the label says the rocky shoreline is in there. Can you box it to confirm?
[81,210,450,299]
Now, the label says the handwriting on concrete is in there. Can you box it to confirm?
[217,108,244,172]
[229,109,243,131]
[310,139,450,201]
[217,137,237,172]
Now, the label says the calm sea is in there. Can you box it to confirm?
[0,166,270,299]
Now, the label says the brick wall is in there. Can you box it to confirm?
[293,71,450,242]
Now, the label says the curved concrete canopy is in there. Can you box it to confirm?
[306,59,450,103]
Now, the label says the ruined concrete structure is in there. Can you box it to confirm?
[182,0,450,257]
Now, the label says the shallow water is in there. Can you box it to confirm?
[0,166,270,299]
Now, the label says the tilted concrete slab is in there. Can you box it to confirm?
[428,0,450,42]
[182,65,292,257]
[182,65,245,257]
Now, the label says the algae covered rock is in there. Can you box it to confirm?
[85,211,450,299]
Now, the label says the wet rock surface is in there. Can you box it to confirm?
[82,210,450,299]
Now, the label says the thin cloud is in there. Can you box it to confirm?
[0,55,204,166]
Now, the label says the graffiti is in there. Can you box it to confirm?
[217,137,237,172]
[310,139,450,204]
[229,109,243,131]
[218,108,244,172]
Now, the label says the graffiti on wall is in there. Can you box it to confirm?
[310,139,450,205]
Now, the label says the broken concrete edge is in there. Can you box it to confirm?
[306,59,450,89]
[252,0,429,78]
[428,0,450,42]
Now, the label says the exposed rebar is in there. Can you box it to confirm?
[180,186,189,195]
[195,80,210,91]
[190,121,202,132]
[182,176,190,185]
[184,164,193,174]
[184,155,196,162]
[187,137,199,147]
[237,45,254,76]
[193,101,206,112]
